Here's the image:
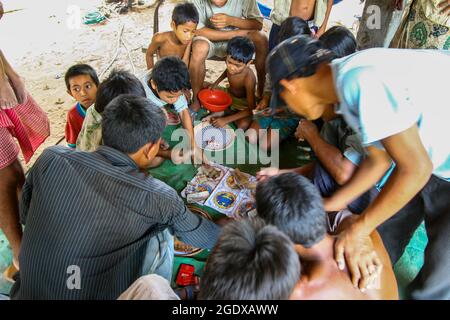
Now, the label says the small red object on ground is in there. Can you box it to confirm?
[176,263,196,286]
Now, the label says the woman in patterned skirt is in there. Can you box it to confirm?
[0,1,50,274]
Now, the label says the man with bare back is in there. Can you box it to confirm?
[256,173,398,300]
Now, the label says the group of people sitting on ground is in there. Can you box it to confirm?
[0,0,449,300]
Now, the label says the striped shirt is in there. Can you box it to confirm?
[11,146,220,300]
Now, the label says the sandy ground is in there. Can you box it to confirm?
[1,0,158,169]
[0,0,363,170]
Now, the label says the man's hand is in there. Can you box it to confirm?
[210,13,232,29]
[295,119,319,141]
[315,25,326,38]
[438,0,450,16]
[211,117,228,128]
[334,220,383,290]
[256,167,280,181]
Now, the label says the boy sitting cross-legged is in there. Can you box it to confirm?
[146,2,199,70]
[206,36,256,130]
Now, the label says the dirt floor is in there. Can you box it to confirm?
[1,1,427,299]
[0,0,363,171]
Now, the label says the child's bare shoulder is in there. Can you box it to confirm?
[244,68,256,86]
[152,31,171,42]
[152,31,175,45]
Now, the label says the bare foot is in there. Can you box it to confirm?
[0,78,18,109]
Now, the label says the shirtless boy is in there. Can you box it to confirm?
[146,2,199,69]
[207,36,256,130]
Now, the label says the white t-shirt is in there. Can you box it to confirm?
[331,48,450,181]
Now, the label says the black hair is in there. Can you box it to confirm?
[226,36,255,64]
[64,64,99,91]
[172,2,199,26]
[199,218,300,300]
[95,69,146,114]
[150,56,191,92]
[256,173,327,247]
[278,17,312,44]
[101,94,166,154]
[320,26,357,59]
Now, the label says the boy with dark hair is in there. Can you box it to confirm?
[64,64,99,148]
[11,95,220,299]
[199,218,300,300]
[142,56,203,164]
[256,173,398,300]
[207,36,256,130]
[267,35,450,299]
[146,2,199,69]
[76,69,146,152]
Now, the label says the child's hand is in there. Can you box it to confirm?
[160,139,170,151]
[256,167,280,181]
[211,117,228,128]
[256,95,270,111]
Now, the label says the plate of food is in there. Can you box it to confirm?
[194,122,236,152]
